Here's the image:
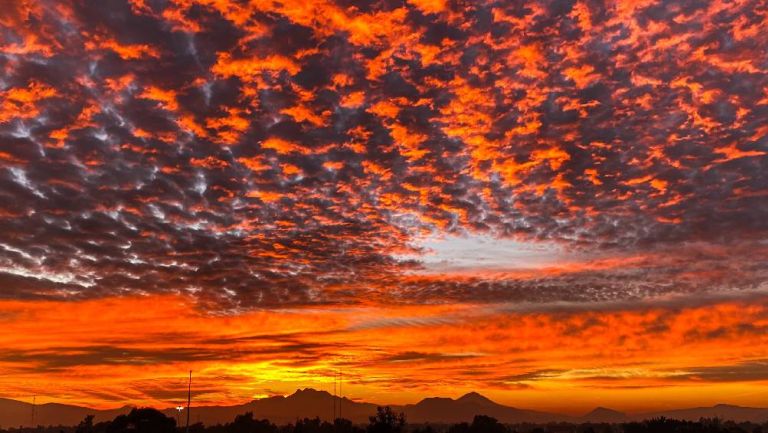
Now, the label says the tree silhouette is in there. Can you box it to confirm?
[366,407,405,433]
[75,415,95,433]
[411,425,435,433]
[292,417,332,433]
[446,416,507,433]
[228,412,276,433]
[106,408,175,433]
[468,415,507,433]
[332,418,361,433]
[446,422,469,433]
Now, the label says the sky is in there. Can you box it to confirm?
[0,0,767,415]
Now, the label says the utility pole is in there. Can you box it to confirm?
[339,370,342,421]
[185,371,192,433]
[30,396,36,428]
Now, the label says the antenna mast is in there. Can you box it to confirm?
[30,396,36,428]
[185,370,192,433]
[333,372,337,420]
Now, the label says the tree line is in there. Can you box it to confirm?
[2,406,766,433]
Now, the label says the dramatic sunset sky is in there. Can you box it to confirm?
[1,0,767,415]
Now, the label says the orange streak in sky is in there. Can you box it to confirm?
[1,295,767,413]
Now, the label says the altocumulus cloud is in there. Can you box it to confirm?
[0,0,766,310]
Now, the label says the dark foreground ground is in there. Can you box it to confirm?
[2,407,766,433]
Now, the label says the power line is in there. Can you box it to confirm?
[339,369,342,421]
[333,372,337,420]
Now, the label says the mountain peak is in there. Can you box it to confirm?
[591,406,616,412]
[290,388,333,398]
[581,407,627,422]
[456,392,494,405]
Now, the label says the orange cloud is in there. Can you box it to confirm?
[1,295,768,413]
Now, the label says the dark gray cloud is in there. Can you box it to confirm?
[379,351,480,363]
[0,340,347,372]
[676,360,768,382]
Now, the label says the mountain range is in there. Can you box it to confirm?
[3,389,768,428]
